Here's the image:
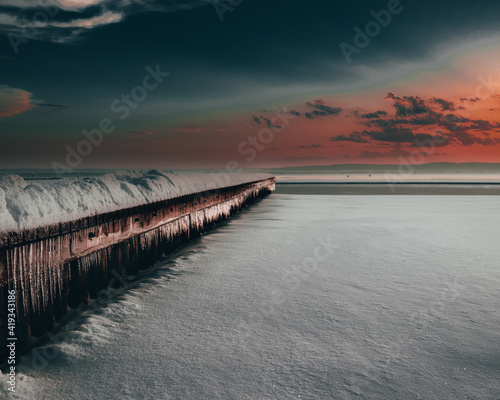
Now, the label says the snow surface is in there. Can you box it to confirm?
[0,170,273,233]
[4,196,500,399]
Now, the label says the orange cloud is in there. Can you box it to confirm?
[0,85,34,118]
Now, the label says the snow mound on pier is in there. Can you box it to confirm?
[0,170,273,233]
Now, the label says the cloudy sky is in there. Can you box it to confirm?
[1,0,500,169]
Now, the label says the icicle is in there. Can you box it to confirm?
[48,238,54,306]
[56,237,64,299]
[20,245,29,314]
[78,251,99,282]
[42,240,48,310]
[27,243,34,313]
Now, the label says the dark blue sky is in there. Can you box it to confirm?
[1,0,500,168]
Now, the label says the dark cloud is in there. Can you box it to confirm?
[331,133,369,143]
[262,117,282,129]
[364,118,390,128]
[286,99,341,120]
[468,119,496,130]
[252,114,261,124]
[406,113,444,125]
[297,143,323,149]
[35,103,68,113]
[366,109,457,128]
[450,131,500,146]
[365,113,443,128]
[359,128,447,144]
[304,99,342,119]
[460,97,481,102]
[431,97,455,111]
[37,103,67,108]
[358,110,388,119]
[385,92,429,117]
[435,114,500,144]
[354,94,500,147]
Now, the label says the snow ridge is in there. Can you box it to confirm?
[0,170,273,233]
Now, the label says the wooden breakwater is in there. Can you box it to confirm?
[0,177,275,361]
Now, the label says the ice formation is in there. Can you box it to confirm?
[0,172,274,320]
[0,170,273,233]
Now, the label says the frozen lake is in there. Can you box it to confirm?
[4,195,500,399]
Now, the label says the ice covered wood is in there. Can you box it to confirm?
[0,170,273,234]
[0,175,275,361]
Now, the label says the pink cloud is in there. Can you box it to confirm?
[50,11,124,29]
[0,85,34,118]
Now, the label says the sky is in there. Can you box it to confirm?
[1,0,500,170]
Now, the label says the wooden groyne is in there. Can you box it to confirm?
[0,177,275,361]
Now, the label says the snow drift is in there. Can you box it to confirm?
[0,170,273,233]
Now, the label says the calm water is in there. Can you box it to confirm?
[4,195,500,399]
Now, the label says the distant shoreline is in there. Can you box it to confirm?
[275,183,500,195]
[277,181,500,185]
